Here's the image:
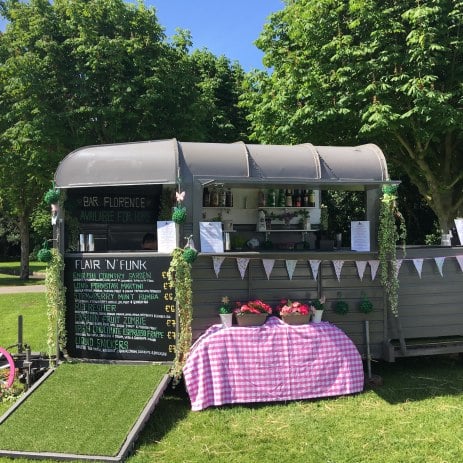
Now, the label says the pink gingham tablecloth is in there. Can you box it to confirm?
[183,316,364,410]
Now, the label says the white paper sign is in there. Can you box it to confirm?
[157,221,177,253]
[351,221,370,252]
[200,222,224,253]
[454,218,463,245]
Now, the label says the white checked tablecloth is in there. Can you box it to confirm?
[183,316,364,410]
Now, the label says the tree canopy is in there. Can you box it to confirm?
[0,0,247,277]
[242,0,463,234]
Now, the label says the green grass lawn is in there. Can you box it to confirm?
[0,293,48,353]
[0,261,46,286]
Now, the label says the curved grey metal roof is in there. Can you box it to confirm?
[55,138,391,189]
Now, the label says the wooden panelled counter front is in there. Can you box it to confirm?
[189,251,385,360]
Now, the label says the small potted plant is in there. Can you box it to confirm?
[218,296,233,328]
[277,299,312,325]
[311,296,325,323]
[234,299,272,326]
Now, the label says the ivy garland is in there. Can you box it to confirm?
[45,248,67,365]
[378,185,406,317]
[167,247,194,383]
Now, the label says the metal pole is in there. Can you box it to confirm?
[364,320,372,380]
[17,315,23,354]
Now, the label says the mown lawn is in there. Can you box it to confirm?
[0,261,46,286]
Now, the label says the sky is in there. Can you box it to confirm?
[150,0,283,71]
[0,1,284,72]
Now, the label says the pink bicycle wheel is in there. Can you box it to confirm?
[0,347,15,389]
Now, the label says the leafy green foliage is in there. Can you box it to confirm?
[334,300,349,315]
[0,0,248,272]
[45,248,66,363]
[167,248,193,383]
[243,0,463,234]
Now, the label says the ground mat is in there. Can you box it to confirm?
[0,362,170,460]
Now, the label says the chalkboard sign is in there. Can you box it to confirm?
[67,186,161,225]
[64,254,176,362]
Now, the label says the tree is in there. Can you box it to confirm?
[242,0,463,237]
[0,0,248,278]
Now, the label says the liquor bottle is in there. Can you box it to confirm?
[268,189,276,207]
[285,189,293,207]
[257,190,265,207]
[308,190,315,207]
[211,188,219,207]
[219,187,227,207]
[203,187,210,207]
[225,188,233,207]
[278,189,286,207]
[294,189,302,207]
[302,189,309,207]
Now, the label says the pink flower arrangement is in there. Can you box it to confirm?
[235,299,273,316]
[277,299,313,316]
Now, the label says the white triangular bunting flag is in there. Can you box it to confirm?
[285,260,297,280]
[309,260,321,280]
[434,256,445,277]
[236,257,249,280]
[332,260,344,282]
[355,261,367,281]
[412,258,424,278]
[395,259,403,277]
[212,256,225,278]
[262,259,275,280]
[369,260,379,280]
[456,255,463,272]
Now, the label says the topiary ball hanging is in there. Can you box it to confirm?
[37,248,53,263]
[359,297,374,314]
[334,300,349,315]
[172,206,187,224]
[44,188,60,205]
[182,247,198,264]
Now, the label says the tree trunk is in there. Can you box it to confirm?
[18,213,30,280]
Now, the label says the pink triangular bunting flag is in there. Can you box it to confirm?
[212,256,225,278]
[368,260,379,280]
[236,257,249,280]
[412,258,424,278]
[332,260,344,282]
[262,259,275,280]
[434,256,445,277]
[309,260,321,280]
[285,260,297,280]
[355,261,367,281]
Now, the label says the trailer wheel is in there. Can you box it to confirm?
[0,347,15,389]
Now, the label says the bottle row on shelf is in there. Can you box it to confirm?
[202,187,317,208]
[259,189,315,208]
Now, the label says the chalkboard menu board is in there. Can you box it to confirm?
[64,254,176,362]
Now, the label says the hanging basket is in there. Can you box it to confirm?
[236,313,268,327]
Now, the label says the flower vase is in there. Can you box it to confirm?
[281,314,310,325]
[220,313,233,328]
[236,313,268,327]
[312,310,324,323]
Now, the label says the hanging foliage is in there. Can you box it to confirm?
[45,248,67,365]
[378,185,407,317]
[44,188,60,206]
[167,247,194,384]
